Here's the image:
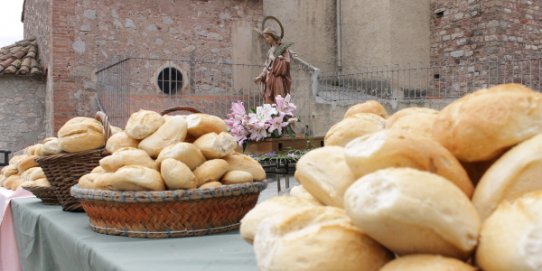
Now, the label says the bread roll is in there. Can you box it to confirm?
[344,129,473,197]
[110,125,122,135]
[324,113,385,147]
[39,137,62,156]
[476,191,542,271]
[0,175,6,186]
[8,155,26,166]
[198,181,222,189]
[193,159,229,186]
[138,115,187,158]
[98,165,165,191]
[472,132,542,220]
[386,107,438,138]
[343,100,388,119]
[90,166,106,174]
[155,142,206,170]
[433,83,542,162]
[32,178,50,187]
[160,158,197,189]
[223,153,266,181]
[380,255,476,271]
[58,117,106,153]
[99,147,157,172]
[16,155,38,172]
[386,107,438,127]
[193,132,237,159]
[221,170,253,185]
[289,185,322,205]
[105,131,139,154]
[20,167,45,182]
[125,109,165,140]
[1,165,18,177]
[254,206,393,271]
[295,146,357,207]
[344,168,480,259]
[186,113,228,138]
[78,173,111,189]
[24,144,41,156]
[3,175,22,190]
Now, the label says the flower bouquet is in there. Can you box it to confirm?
[225,94,298,146]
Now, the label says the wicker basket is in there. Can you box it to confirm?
[70,182,267,238]
[23,186,59,205]
[35,112,111,212]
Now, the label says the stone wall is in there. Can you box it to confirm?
[0,76,46,153]
[23,0,51,69]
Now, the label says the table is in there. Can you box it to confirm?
[11,198,258,271]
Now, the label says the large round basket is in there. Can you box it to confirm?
[23,186,59,205]
[35,112,111,212]
[70,182,267,238]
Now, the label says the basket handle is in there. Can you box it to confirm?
[95,111,112,140]
[160,107,202,116]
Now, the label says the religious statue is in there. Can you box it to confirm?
[254,16,294,104]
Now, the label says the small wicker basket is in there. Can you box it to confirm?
[70,182,267,238]
[35,112,111,212]
[23,186,59,205]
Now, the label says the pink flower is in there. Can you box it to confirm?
[275,94,297,116]
[268,114,289,135]
[231,101,246,116]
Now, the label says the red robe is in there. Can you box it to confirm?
[258,47,292,104]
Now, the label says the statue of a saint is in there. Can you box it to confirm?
[254,25,293,104]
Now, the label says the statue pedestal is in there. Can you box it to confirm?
[241,136,324,155]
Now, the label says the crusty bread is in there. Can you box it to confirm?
[98,165,165,191]
[193,159,229,186]
[198,181,222,189]
[78,173,105,189]
[105,131,139,154]
[343,100,389,119]
[472,132,542,220]
[223,153,266,181]
[386,107,438,126]
[58,117,105,153]
[160,158,197,189]
[155,142,206,170]
[186,113,228,138]
[125,109,165,140]
[16,155,38,173]
[380,255,476,271]
[324,113,385,147]
[344,129,473,197]
[294,146,356,207]
[90,166,106,174]
[138,115,187,158]
[1,165,18,177]
[99,147,157,172]
[432,83,542,162]
[289,185,322,205]
[476,191,542,271]
[253,206,393,271]
[344,168,480,259]
[8,155,26,166]
[3,175,22,190]
[193,132,237,159]
[20,167,45,182]
[386,107,439,138]
[221,170,253,185]
[38,137,62,156]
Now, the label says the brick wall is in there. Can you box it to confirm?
[23,0,50,69]
[0,76,46,152]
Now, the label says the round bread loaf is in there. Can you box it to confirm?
[433,83,542,162]
[193,132,237,159]
[344,129,473,197]
[343,100,388,119]
[58,117,105,153]
[105,131,139,154]
[380,255,476,271]
[98,165,165,191]
[99,147,157,172]
[139,115,187,158]
[125,110,164,140]
[294,146,356,207]
[223,153,266,181]
[386,107,439,138]
[324,113,385,147]
[222,170,253,185]
[289,185,322,205]
[156,142,206,170]
[344,168,480,259]
[476,191,542,271]
[193,159,229,186]
[160,158,197,189]
[198,181,222,189]
[186,113,228,138]
[473,133,542,220]
[254,206,393,271]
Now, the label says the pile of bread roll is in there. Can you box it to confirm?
[241,83,542,271]
[78,110,266,191]
[0,152,49,190]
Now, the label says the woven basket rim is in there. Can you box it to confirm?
[70,181,267,203]
[35,148,106,163]
[23,185,53,192]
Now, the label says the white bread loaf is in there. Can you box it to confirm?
[20,167,45,182]
[294,146,356,207]
[344,129,474,197]
[380,255,476,271]
[386,107,439,138]
[253,206,393,271]
[476,191,542,271]
[78,172,114,189]
[105,131,139,154]
[24,144,41,156]
[110,125,122,135]
[221,170,253,185]
[1,165,18,177]
[289,185,322,205]
[344,168,480,259]
[223,153,266,181]
[240,196,317,243]
[90,166,106,174]
[0,175,5,186]
[186,113,228,138]
[58,117,106,153]
[343,100,389,119]
[8,155,26,166]
[386,107,438,127]
[3,175,22,190]
[155,142,206,170]
[324,113,385,147]
[99,147,157,172]
[160,158,197,189]
[193,159,229,186]
[433,83,542,162]
[125,110,165,139]
[98,165,165,191]
[38,137,62,156]
[473,133,542,220]
[198,181,222,189]
[193,132,237,159]
[16,155,38,173]
[138,115,188,158]
[31,178,50,187]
